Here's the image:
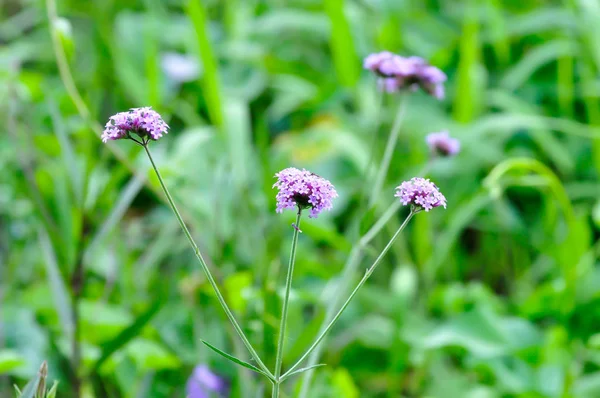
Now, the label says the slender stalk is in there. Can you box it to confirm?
[360,90,385,204]
[70,258,83,398]
[298,163,430,395]
[272,208,303,396]
[45,0,91,123]
[142,144,273,380]
[369,97,407,207]
[285,211,416,379]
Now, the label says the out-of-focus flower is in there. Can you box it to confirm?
[363,51,446,99]
[161,52,200,83]
[273,167,338,218]
[102,107,169,143]
[395,177,446,212]
[426,130,460,157]
[363,51,402,76]
[186,365,229,398]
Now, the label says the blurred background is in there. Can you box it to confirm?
[2,0,600,397]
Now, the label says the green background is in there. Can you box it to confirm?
[2,0,600,397]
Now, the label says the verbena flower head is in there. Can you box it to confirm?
[273,167,338,218]
[186,365,228,398]
[364,51,446,99]
[426,130,460,157]
[102,107,169,143]
[395,177,446,212]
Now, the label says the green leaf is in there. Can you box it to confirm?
[186,0,224,130]
[94,300,163,370]
[420,307,541,358]
[0,350,25,374]
[500,40,575,91]
[46,381,59,398]
[332,368,359,398]
[281,364,326,381]
[18,372,42,398]
[201,340,272,381]
[324,0,359,88]
[38,228,74,343]
[124,339,180,371]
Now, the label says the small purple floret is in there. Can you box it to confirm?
[102,107,169,143]
[426,130,460,157]
[273,167,338,218]
[395,177,446,212]
[363,51,446,99]
[186,365,229,398]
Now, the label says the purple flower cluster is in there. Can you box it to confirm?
[273,167,338,218]
[186,365,229,398]
[364,51,446,99]
[426,130,460,157]
[102,107,169,143]
[395,178,446,212]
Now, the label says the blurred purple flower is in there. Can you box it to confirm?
[102,107,169,143]
[161,52,200,83]
[363,51,398,76]
[426,130,460,157]
[395,177,446,212]
[363,51,446,99]
[273,167,338,218]
[186,365,229,398]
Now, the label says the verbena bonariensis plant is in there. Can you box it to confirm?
[296,51,454,395]
[101,51,452,397]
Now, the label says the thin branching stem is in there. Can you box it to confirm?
[284,210,416,379]
[369,96,407,207]
[142,144,273,380]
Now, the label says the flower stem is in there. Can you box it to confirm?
[298,164,430,396]
[283,210,415,379]
[369,96,407,208]
[274,208,303,384]
[142,144,273,380]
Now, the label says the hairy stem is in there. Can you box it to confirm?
[286,211,415,380]
[142,144,273,380]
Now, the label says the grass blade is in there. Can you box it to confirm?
[454,0,482,123]
[93,300,163,370]
[85,173,145,258]
[46,381,59,398]
[186,0,224,130]
[38,228,74,343]
[201,340,273,381]
[324,0,358,88]
[18,361,46,398]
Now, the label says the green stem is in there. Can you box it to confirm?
[369,97,407,207]
[142,144,273,380]
[297,166,429,396]
[272,382,280,398]
[274,208,303,382]
[358,90,385,209]
[285,210,415,379]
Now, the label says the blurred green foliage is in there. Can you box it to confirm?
[2,0,600,397]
